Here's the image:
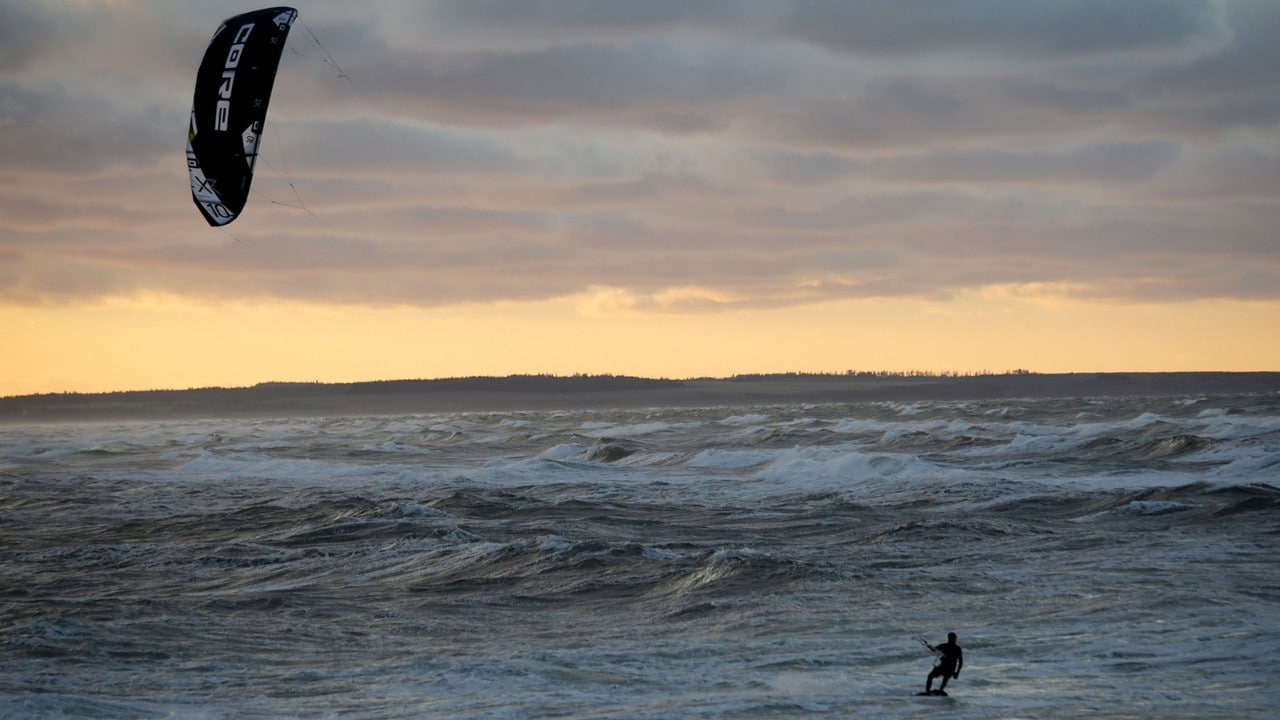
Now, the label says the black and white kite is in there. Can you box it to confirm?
[187,7,298,226]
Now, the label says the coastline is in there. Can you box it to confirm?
[3,372,1279,423]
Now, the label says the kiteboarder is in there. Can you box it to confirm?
[924,632,963,695]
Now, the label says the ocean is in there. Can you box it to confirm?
[2,394,1278,718]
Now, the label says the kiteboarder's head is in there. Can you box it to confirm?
[948,632,957,642]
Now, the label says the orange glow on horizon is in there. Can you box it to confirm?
[3,288,1278,397]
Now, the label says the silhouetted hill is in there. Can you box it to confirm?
[2,372,1278,422]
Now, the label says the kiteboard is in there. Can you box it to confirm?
[915,690,948,696]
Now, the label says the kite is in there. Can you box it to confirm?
[187,7,298,226]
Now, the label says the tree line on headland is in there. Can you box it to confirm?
[725,369,1035,381]
[2,371,1277,422]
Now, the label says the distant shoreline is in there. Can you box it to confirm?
[2,372,1278,423]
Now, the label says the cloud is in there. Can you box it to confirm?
[425,0,758,37]
[0,82,181,174]
[1133,0,1280,134]
[777,0,1223,57]
[352,37,783,131]
[0,0,1276,312]
[873,141,1183,185]
[1144,0,1280,92]
[0,1,58,73]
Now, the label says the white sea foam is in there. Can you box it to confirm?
[578,420,704,437]
[719,413,772,426]
[1115,500,1194,515]
[686,448,775,470]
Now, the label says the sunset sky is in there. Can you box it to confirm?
[3,0,1278,396]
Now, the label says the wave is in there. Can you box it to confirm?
[583,437,646,463]
[977,481,1280,522]
[1206,482,1280,518]
[647,548,822,601]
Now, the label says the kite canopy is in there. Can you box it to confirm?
[187,7,298,226]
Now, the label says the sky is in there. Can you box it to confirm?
[2,0,1278,396]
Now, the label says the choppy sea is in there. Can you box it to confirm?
[2,394,1279,719]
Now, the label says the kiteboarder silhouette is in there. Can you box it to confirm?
[921,632,963,696]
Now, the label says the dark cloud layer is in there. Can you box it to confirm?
[1,0,1276,310]
[0,2,56,72]
[779,0,1222,57]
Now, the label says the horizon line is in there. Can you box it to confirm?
[9,368,1280,402]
